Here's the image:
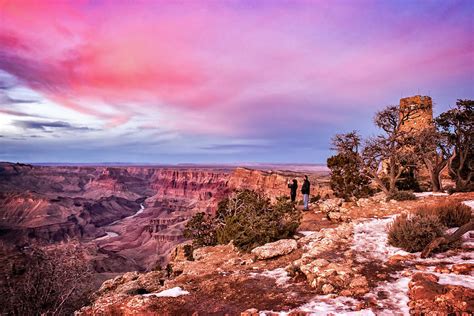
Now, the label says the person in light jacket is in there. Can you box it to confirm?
[301,175,310,210]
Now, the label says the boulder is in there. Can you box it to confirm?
[241,308,259,316]
[348,276,369,295]
[319,198,344,213]
[321,284,335,294]
[387,254,416,265]
[451,263,474,275]
[327,211,350,222]
[251,239,298,260]
[356,198,371,207]
[408,273,474,314]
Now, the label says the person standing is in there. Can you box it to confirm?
[301,175,310,210]
[287,179,298,203]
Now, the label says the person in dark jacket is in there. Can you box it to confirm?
[287,179,298,202]
[301,175,310,210]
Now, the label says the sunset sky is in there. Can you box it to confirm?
[0,0,473,163]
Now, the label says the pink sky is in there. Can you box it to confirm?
[0,0,473,163]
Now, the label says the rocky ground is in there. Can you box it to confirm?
[77,192,474,315]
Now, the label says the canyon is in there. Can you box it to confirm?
[0,162,330,273]
[1,162,473,314]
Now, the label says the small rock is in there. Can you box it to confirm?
[434,265,451,274]
[339,289,352,296]
[451,263,474,275]
[321,284,335,294]
[251,239,297,260]
[241,308,259,316]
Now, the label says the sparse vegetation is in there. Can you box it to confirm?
[327,132,373,201]
[183,244,194,261]
[388,213,446,252]
[184,190,301,251]
[415,201,472,228]
[183,212,218,248]
[387,190,417,201]
[0,245,94,316]
[436,100,473,191]
[361,105,420,196]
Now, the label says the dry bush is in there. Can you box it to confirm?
[387,213,446,252]
[415,201,472,228]
[387,190,417,201]
[0,244,94,315]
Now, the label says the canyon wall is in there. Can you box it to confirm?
[0,163,330,270]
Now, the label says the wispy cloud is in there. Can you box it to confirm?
[201,143,269,151]
[13,120,97,132]
[0,1,472,162]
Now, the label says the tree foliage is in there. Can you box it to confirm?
[184,190,301,251]
[361,105,419,195]
[411,126,451,192]
[327,131,372,200]
[435,99,473,191]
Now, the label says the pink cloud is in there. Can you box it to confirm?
[0,0,472,137]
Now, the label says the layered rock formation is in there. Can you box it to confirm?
[77,192,474,315]
[0,163,329,271]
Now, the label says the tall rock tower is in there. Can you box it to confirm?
[399,95,433,132]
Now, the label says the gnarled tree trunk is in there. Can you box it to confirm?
[421,220,474,258]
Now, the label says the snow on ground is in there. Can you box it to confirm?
[143,287,189,298]
[250,268,291,286]
[260,296,375,316]
[351,216,410,262]
[364,274,411,315]
[266,200,474,315]
[414,192,448,197]
[298,231,316,236]
[463,200,474,209]
[325,213,471,315]
[436,273,474,289]
[295,296,374,316]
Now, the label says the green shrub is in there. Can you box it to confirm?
[396,169,421,192]
[415,202,472,228]
[183,212,217,247]
[327,152,373,201]
[183,244,194,261]
[184,190,301,252]
[387,214,446,252]
[387,190,417,201]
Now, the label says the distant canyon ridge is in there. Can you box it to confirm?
[0,162,330,274]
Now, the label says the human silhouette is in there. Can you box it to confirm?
[287,179,298,202]
[301,175,310,210]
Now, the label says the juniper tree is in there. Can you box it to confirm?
[436,99,473,191]
[327,131,372,200]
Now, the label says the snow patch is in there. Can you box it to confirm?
[463,200,474,209]
[260,296,374,316]
[414,192,448,197]
[250,268,290,286]
[143,287,189,298]
[297,296,374,316]
[436,273,474,289]
[352,217,410,262]
[364,273,411,315]
[298,231,316,237]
